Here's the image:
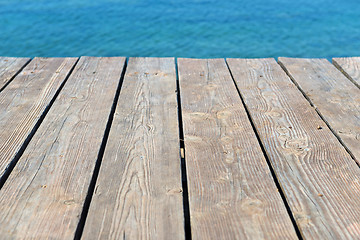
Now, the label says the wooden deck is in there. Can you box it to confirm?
[0,56,359,239]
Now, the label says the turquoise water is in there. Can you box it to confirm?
[1,0,360,58]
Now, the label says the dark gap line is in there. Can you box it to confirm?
[0,58,32,93]
[175,58,192,240]
[278,60,359,167]
[225,59,304,240]
[74,58,128,240]
[332,60,360,89]
[0,58,80,190]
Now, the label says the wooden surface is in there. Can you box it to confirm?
[82,58,184,239]
[178,58,297,239]
[227,58,360,239]
[332,57,360,88]
[1,56,360,239]
[0,57,77,181]
[0,57,30,91]
[278,57,360,163]
[0,57,125,239]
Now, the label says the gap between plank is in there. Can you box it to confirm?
[73,58,128,240]
[277,60,359,167]
[0,58,32,93]
[225,59,304,240]
[0,58,80,190]
[175,58,192,240]
[332,60,360,89]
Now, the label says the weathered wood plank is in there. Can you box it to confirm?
[178,58,298,239]
[0,57,77,181]
[82,57,184,240]
[227,58,360,239]
[0,57,126,239]
[332,57,360,88]
[0,57,30,91]
[278,57,360,164]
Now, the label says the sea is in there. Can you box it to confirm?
[1,0,360,59]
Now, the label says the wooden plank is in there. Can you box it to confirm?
[0,57,77,181]
[278,57,360,164]
[227,58,360,239]
[0,57,126,239]
[0,57,30,90]
[332,57,360,88]
[82,57,184,239]
[178,58,298,239]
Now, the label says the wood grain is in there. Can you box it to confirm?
[178,58,298,239]
[0,57,126,239]
[332,57,360,88]
[82,57,184,240]
[278,57,360,164]
[227,58,360,239]
[0,57,30,90]
[0,57,77,180]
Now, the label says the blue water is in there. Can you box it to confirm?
[1,0,360,58]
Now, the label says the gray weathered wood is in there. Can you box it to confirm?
[0,57,77,180]
[227,58,360,239]
[0,57,30,90]
[82,57,184,240]
[178,58,298,239]
[278,57,360,164]
[332,57,360,88]
[0,57,126,239]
